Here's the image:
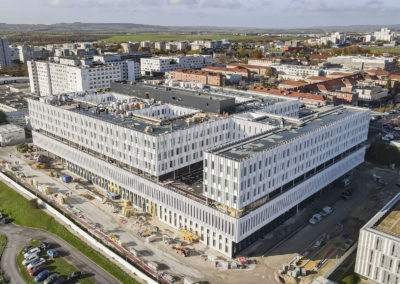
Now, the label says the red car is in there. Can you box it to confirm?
[29,265,46,276]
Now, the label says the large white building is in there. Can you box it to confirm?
[28,88,369,258]
[355,193,400,284]
[140,55,212,76]
[327,56,398,71]
[374,28,394,42]
[272,64,323,80]
[27,57,139,96]
[0,38,12,69]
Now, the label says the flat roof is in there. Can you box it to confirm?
[210,106,365,161]
[130,83,230,101]
[375,199,400,238]
[67,105,217,136]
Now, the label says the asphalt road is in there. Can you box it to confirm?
[0,222,120,284]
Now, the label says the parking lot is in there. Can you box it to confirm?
[0,223,118,284]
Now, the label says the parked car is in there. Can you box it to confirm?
[44,273,59,284]
[39,242,50,250]
[22,246,33,255]
[3,218,11,224]
[24,247,40,258]
[35,270,50,282]
[322,206,333,215]
[67,271,81,280]
[28,258,46,270]
[53,276,65,284]
[46,249,58,258]
[309,213,323,225]
[30,264,46,276]
[22,254,39,266]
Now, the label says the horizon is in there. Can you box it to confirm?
[2,0,400,29]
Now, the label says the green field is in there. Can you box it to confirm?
[101,33,308,43]
[0,181,139,284]
[102,33,265,43]
[366,46,400,55]
[0,234,6,283]
[17,240,93,284]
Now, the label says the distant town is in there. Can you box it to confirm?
[0,24,399,284]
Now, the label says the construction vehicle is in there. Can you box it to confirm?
[179,227,199,243]
[109,234,119,244]
[172,245,190,257]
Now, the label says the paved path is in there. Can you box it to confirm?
[0,223,120,284]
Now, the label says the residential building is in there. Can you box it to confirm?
[140,41,152,48]
[155,42,166,51]
[140,55,212,76]
[172,69,224,86]
[278,81,308,90]
[354,86,389,102]
[226,64,272,77]
[373,28,394,42]
[0,38,12,68]
[355,193,400,284]
[250,87,327,106]
[202,66,249,80]
[27,56,139,96]
[272,64,323,80]
[121,42,140,53]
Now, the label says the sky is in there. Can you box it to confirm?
[2,0,400,28]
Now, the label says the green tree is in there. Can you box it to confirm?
[237,48,248,58]
[252,48,263,59]
[386,78,392,90]
[0,111,6,124]
[217,55,229,64]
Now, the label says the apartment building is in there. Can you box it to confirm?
[355,193,400,284]
[27,57,140,96]
[202,66,250,80]
[327,56,398,71]
[28,85,369,258]
[155,42,166,51]
[354,86,389,102]
[226,64,271,76]
[272,64,323,80]
[140,55,212,76]
[172,69,224,86]
[0,38,12,69]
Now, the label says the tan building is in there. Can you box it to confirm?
[172,69,224,86]
[226,63,271,76]
[202,66,250,79]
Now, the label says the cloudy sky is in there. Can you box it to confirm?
[2,0,400,28]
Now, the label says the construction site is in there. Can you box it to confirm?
[1,143,399,284]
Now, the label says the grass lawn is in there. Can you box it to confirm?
[0,181,139,284]
[16,240,93,284]
[0,234,6,282]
